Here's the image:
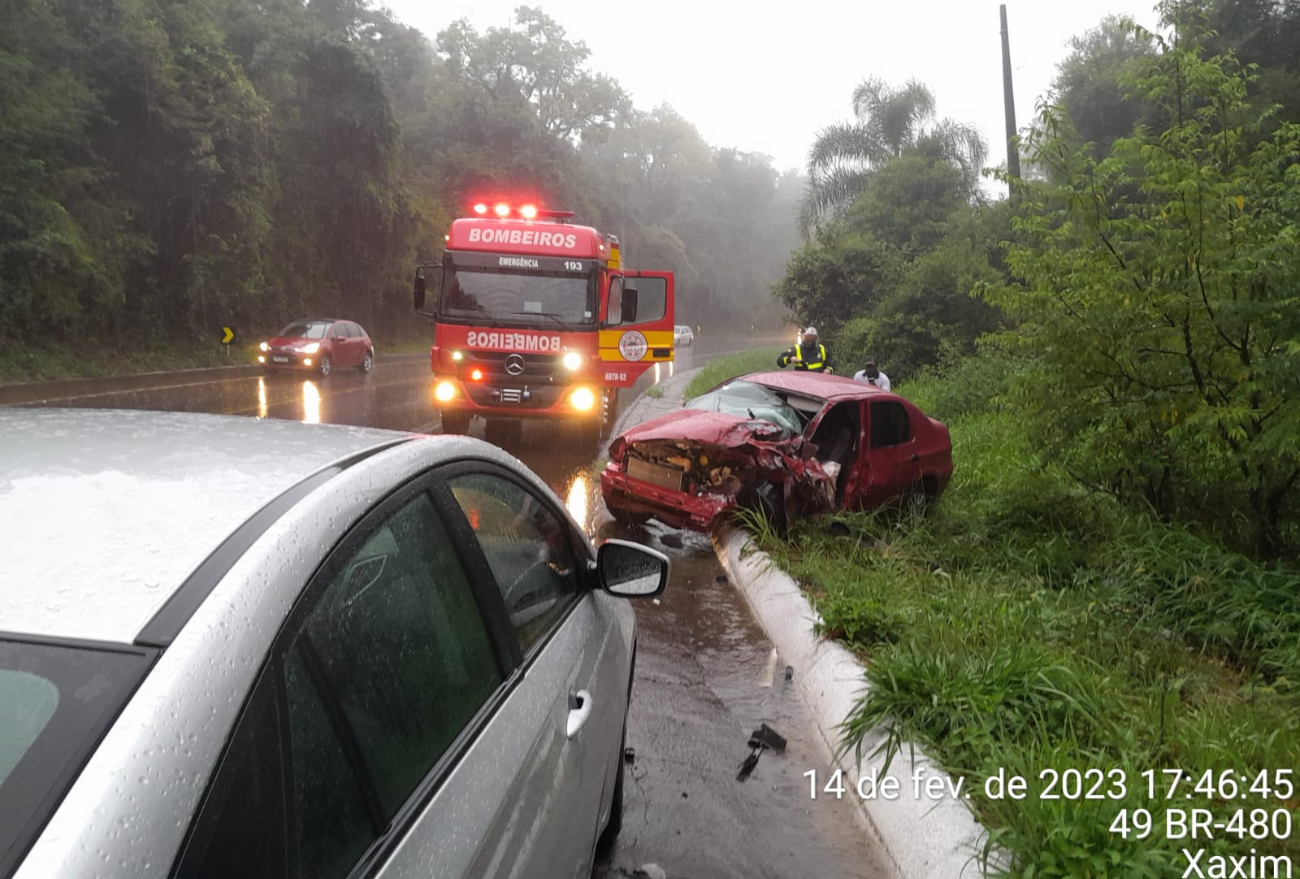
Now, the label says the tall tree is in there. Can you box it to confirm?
[801,77,986,235]
[1049,15,1158,158]
[991,6,1300,557]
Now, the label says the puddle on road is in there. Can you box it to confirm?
[590,515,893,879]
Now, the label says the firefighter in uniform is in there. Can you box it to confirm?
[777,326,831,373]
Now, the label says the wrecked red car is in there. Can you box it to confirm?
[600,371,953,532]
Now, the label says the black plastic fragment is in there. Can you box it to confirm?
[737,748,761,781]
[747,723,787,752]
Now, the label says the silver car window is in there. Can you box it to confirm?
[174,492,502,879]
[0,641,150,877]
[448,473,579,653]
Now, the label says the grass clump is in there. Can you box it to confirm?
[748,354,1300,877]
[683,347,783,399]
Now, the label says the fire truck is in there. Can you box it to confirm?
[414,201,675,439]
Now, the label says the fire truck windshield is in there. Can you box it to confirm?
[441,265,594,328]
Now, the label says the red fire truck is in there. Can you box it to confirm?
[414,201,675,439]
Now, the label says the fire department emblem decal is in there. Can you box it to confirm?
[618,331,648,361]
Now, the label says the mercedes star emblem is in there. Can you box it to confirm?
[505,354,526,376]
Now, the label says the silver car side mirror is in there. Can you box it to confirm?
[597,539,669,598]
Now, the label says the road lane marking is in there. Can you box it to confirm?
[759,647,779,688]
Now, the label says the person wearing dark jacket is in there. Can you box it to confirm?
[777,327,831,373]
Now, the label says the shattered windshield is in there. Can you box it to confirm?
[685,380,806,438]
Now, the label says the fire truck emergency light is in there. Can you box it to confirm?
[469,369,484,381]
[470,201,559,220]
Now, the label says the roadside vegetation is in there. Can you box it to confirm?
[757,3,1300,874]
[747,349,1300,876]
[0,335,433,383]
[683,347,784,399]
[2,3,799,380]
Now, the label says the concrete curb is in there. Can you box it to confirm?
[713,526,990,879]
[609,364,992,879]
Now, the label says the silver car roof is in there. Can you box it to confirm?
[0,408,414,644]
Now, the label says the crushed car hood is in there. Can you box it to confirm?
[609,408,796,453]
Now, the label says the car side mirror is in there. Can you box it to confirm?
[620,287,638,324]
[414,273,426,311]
[597,539,668,597]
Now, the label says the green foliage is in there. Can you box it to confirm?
[749,348,1300,875]
[992,15,1300,557]
[777,137,1009,378]
[0,0,806,375]
[801,77,987,235]
[771,227,901,339]
[1048,15,1159,161]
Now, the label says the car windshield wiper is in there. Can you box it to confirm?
[510,312,575,332]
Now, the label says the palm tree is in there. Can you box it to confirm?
[800,77,988,235]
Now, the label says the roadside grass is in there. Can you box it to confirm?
[683,347,783,398]
[0,334,433,382]
[0,338,233,382]
[747,369,1300,876]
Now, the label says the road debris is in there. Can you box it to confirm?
[737,722,786,781]
[748,723,787,752]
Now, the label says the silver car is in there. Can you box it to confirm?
[0,408,667,879]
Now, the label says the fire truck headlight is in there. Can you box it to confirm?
[570,387,596,412]
[451,350,464,362]
[259,342,269,352]
[435,382,457,402]
[469,369,483,381]
[562,351,583,371]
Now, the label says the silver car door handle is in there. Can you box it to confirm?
[566,689,593,739]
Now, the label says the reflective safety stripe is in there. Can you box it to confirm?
[799,344,827,370]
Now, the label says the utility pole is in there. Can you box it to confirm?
[1000,4,1021,195]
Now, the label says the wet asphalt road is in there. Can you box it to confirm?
[2,337,891,879]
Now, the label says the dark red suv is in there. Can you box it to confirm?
[258,319,374,377]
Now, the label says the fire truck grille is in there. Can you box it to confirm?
[463,351,562,381]
[499,388,522,404]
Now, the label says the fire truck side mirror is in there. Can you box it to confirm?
[621,287,638,324]
[414,265,442,316]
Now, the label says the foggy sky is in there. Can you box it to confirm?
[382,0,1163,180]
